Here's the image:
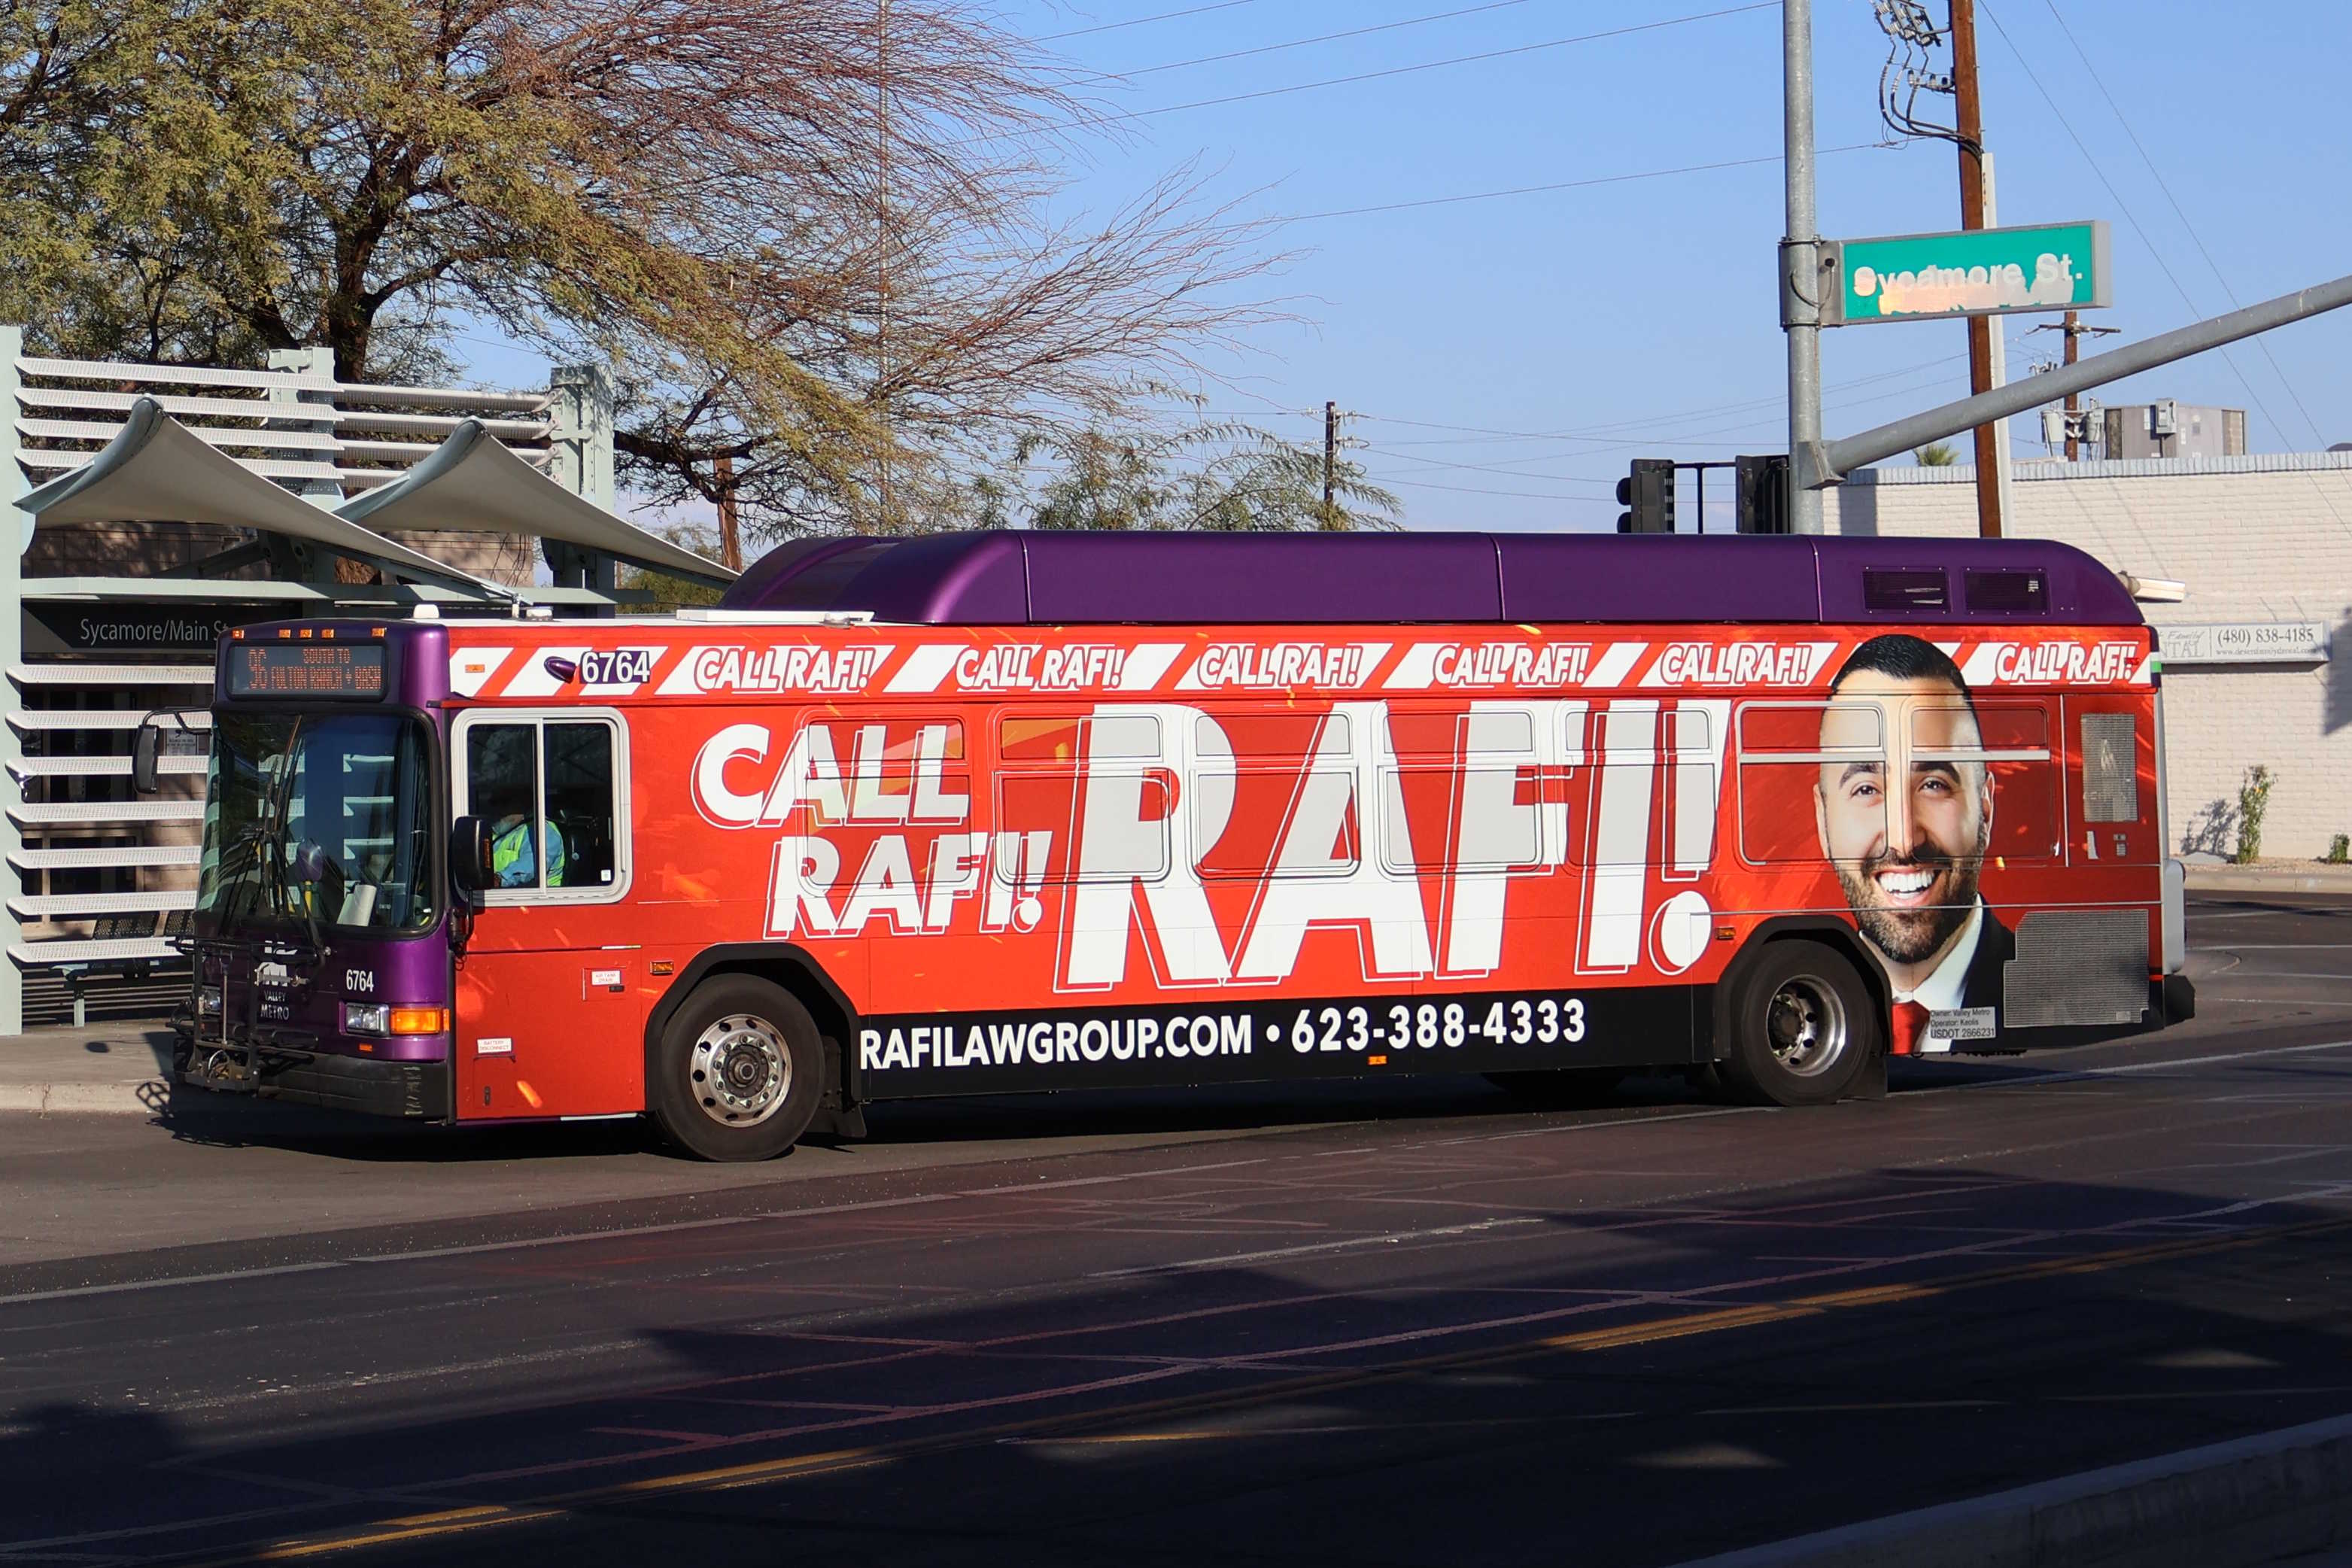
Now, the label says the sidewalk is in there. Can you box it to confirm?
[1671,1410,2352,1568]
[0,1023,175,1114]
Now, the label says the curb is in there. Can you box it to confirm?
[2185,865,2352,894]
[1670,1411,2352,1568]
[0,1080,169,1115]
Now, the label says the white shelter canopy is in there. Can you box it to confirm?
[17,399,500,597]
[338,419,734,585]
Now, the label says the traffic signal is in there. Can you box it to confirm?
[1615,458,1675,533]
[1734,454,1790,534]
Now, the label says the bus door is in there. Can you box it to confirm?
[449,709,641,1119]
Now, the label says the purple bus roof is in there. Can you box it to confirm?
[720,530,2144,628]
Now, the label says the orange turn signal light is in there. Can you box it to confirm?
[389,1006,450,1035]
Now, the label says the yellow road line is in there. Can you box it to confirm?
[190,1209,2352,1566]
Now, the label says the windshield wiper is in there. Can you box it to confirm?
[216,719,318,956]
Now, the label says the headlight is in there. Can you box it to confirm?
[198,987,223,1016]
[341,1003,448,1036]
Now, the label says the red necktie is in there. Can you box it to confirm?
[1890,1000,1930,1058]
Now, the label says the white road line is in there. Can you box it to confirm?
[2200,943,2352,951]
[2221,971,2352,982]
[1087,1216,1545,1279]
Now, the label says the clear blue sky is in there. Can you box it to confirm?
[462,1,2351,533]
[1008,0,2351,530]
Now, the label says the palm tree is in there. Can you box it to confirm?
[1914,442,1961,466]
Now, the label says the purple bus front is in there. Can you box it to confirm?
[168,620,458,1119]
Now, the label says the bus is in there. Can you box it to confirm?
[150,530,2195,1160]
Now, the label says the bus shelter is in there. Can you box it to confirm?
[0,327,732,1032]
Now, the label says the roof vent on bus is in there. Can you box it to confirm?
[1862,567,1949,612]
[1964,568,2050,615]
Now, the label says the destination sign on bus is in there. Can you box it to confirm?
[228,643,387,698]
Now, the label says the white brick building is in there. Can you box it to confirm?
[1826,454,2352,861]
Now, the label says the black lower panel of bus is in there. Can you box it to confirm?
[856,983,1703,1101]
[177,1039,449,1120]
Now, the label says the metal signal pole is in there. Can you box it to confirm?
[1782,0,1826,534]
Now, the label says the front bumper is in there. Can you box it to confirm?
[177,1037,448,1119]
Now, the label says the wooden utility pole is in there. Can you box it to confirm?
[714,454,743,570]
[1322,400,1338,524]
[2061,310,2081,460]
[2030,311,2122,460]
[1949,0,2000,536]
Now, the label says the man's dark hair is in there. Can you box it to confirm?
[1828,633,1971,700]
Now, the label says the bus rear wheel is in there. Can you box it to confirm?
[1720,939,1877,1108]
[649,976,823,1162]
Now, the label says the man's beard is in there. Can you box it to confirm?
[1837,847,1983,965]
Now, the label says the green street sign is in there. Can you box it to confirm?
[1822,220,2110,327]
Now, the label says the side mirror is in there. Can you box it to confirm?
[132,724,161,795]
[449,816,491,898]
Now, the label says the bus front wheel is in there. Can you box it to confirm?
[1720,940,1878,1108]
[649,976,824,1161]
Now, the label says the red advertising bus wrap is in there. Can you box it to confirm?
[168,532,2192,1159]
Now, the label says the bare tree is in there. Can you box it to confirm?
[1,0,1278,530]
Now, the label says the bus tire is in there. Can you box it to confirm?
[649,976,823,1162]
[1720,939,1877,1108]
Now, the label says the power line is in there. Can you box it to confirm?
[1360,363,1988,479]
[1037,2,1262,43]
[1975,1,2304,455]
[1372,474,1615,500]
[1364,448,1620,486]
[1278,141,1892,224]
[1352,355,1968,447]
[1038,3,1777,135]
[2037,0,2328,448]
[1281,357,1966,458]
[1078,0,1537,87]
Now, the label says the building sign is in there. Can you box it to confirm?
[1823,220,2110,327]
[2160,621,2331,666]
[23,601,281,656]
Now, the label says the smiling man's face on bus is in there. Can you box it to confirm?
[1813,652,1994,988]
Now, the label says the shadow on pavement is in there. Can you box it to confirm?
[9,1156,2351,1568]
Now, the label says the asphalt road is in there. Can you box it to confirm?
[3,892,2350,1566]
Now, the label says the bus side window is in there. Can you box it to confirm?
[1381,707,1541,874]
[1569,703,1662,868]
[1198,710,1355,880]
[995,711,1168,883]
[465,723,545,889]
[1737,700,1884,865]
[544,722,619,888]
[1910,700,2058,862]
[457,712,630,901]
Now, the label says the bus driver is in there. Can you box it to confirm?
[487,786,567,889]
[1813,634,2016,1055]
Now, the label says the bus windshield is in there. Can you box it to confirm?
[200,713,439,934]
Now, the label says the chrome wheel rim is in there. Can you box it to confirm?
[1767,974,1849,1078]
[690,1013,792,1126]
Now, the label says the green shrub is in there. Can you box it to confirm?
[2235,765,2274,865]
[2329,834,2349,865]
